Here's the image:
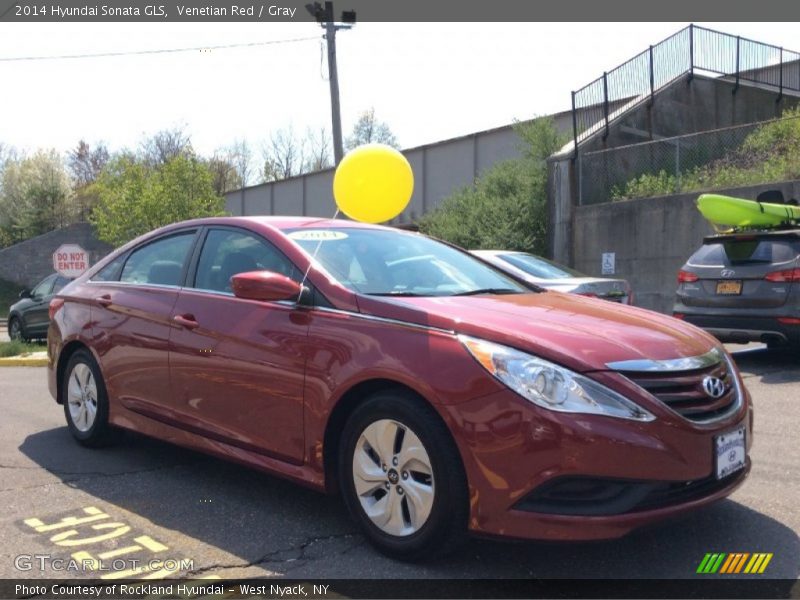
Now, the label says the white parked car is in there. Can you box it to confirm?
[472,250,633,305]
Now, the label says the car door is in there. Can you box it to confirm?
[22,274,57,334]
[89,230,199,413]
[167,226,308,463]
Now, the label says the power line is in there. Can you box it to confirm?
[0,35,319,62]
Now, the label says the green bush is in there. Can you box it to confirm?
[0,340,44,357]
[419,117,564,254]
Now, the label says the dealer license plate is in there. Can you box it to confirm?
[715,425,746,479]
[716,280,742,295]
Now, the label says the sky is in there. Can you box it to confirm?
[1,21,799,170]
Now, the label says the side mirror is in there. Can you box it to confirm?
[19,289,31,299]
[231,271,302,302]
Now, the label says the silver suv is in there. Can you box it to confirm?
[674,230,800,349]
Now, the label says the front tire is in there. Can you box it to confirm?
[339,390,468,561]
[8,317,25,342]
[62,349,115,447]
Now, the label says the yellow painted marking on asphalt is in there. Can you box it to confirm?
[135,535,168,552]
[24,507,109,532]
[51,522,131,546]
[70,551,99,570]
[101,559,186,580]
[22,506,200,579]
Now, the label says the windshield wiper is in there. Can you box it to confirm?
[367,291,428,297]
[451,288,522,296]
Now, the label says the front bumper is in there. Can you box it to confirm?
[444,381,752,541]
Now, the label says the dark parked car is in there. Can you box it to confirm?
[8,273,71,341]
[674,229,800,349]
[472,250,633,304]
[48,217,751,560]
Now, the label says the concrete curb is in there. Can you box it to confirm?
[0,352,48,367]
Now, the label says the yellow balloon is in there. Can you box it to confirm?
[333,144,414,223]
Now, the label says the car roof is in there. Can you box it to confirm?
[704,228,800,243]
[175,215,401,232]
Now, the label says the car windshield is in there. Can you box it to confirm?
[499,253,585,279]
[286,227,530,296]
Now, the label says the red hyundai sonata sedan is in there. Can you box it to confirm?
[47,217,752,560]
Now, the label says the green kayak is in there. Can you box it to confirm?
[697,193,800,228]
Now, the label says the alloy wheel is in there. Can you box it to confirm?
[352,419,434,537]
[67,362,98,433]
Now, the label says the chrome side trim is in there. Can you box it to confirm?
[605,347,724,372]
[308,305,455,335]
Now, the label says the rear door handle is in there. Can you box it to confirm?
[173,314,199,330]
[96,294,112,307]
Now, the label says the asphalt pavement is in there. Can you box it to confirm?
[0,345,798,582]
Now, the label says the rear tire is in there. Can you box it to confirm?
[338,389,468,561]
[62,349,116,447]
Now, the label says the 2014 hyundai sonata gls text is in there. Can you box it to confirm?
[47,217,752,560]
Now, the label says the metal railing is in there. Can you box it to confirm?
[571,24,800,157]
[578,114,800,205]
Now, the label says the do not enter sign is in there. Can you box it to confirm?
[53,244,89,278]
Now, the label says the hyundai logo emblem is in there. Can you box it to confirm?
[702,376,726,399]
[720,269,736,278]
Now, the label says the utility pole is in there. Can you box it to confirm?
[306,2,355,165]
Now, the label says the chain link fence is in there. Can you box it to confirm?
[578,114,800,205]
[572,24,800,154]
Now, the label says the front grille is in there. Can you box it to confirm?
[619,361,738,423]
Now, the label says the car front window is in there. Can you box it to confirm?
[31,275,55,297]
[286,227,529,296]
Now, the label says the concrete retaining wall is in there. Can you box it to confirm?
[572,181,800,314]
[0,223,113,287]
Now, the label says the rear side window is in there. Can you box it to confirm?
[193,228,299,294]
[52,276,71,294]
[689,239,800,266]
[120,232,195,286]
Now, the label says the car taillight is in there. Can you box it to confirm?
[673,313,686,320]
[778,317,800,325]
[764,268,800,282]
[49,298,65,320]
[677,270,699,283]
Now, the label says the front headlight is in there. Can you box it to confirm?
[460,336,655,422]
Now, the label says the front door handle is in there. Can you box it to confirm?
[173,314,199,330]
[96,294,112,307]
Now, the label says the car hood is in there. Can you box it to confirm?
[356,291,717,373]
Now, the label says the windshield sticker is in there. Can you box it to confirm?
[288,230,349,241]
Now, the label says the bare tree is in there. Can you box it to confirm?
[68,140,109,187]
[229,138,254,188]
[207,140,254,195]
[261,127,306,182]
[303,127,333,172]
[140,127,193,166]
[345,108,399,151]
[207,152,242,196]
